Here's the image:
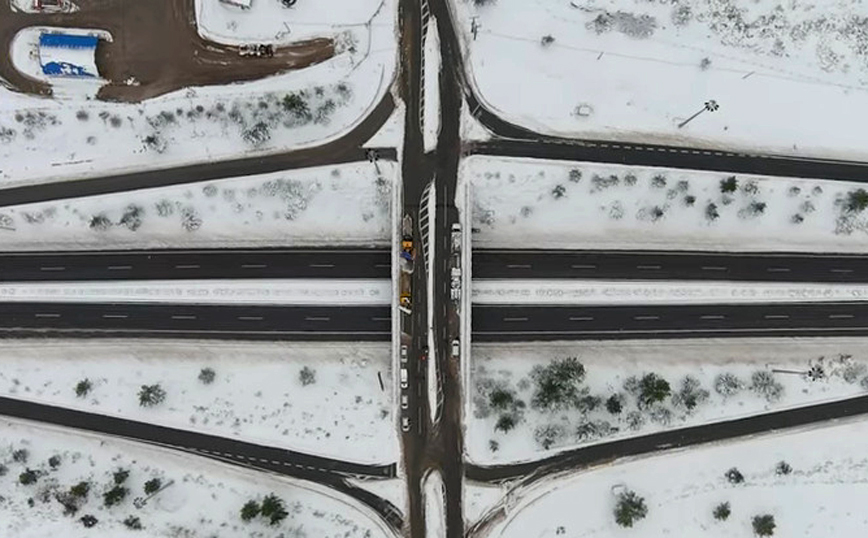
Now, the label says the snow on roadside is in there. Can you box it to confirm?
[423,18,441,153]
[425,471,446,538]
[0,340,397,465]
[0,417,394,538]
[464,483,506,526]
[470,339,868,465]
[472,279,868,305]
[0,279,390,305]
[467,155,868,252]
[0,161,392,250]
[0,4,394,188]
[452,0,868,160]
[491,417,868,538]
[346,478,407,515]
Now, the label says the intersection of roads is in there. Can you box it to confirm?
[4,0,868,537]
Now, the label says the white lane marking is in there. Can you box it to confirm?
[506,264,532,269]
[569,316,594,321]
[102,314,128,319]
[171,315,197,320]
[634,315,660,321]
[829,314,854,319]
[830,268,854,273]
[309,264,335,268]
[764,314,790,319]
[305,317,331,322]
[636,265,661,270]
[766,267,791,272]
[174,264,200,269]
[701,266,727,271]
[571,264,597,269]
[371,317,391,321]
[503,317,528,322]
[241,264,267,269]
[107,265,132,270]
[34,313,60,318]
[237,316,264,321]
[39,266,65,271]
[700,315,725,320]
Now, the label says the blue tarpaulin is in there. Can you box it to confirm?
[38,33,99,78]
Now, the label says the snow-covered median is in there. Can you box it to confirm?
[425,471,445,538]
[467,156,868,252]
[0,340,397,464]
[0,279,390,305]
[422,18,441,152]
[470,339,868,465]
[0,417,394,538]
[453,0,868,160]
[472,280,868,305]
[488,417,868,538]
[0,161,393,250]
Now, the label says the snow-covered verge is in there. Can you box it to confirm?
[0,161,392,250]
[0,279,390,305]
[452,0,868,160]
[195,0,388,46]
[423,18,441,153]
[469,339,868,465]
[464,483,505,524]
[424,471,445,538]
[0,3,394,187]
[488,417,868,538]
[467,155,868,252]
[0,340,397,465]
[0,418,394,538]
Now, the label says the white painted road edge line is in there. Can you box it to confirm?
[472,279,868,305]
[0,279,391,306]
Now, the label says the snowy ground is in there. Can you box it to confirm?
[452,0,868,160]
[467,155,868,252]
[0,279,390,305]
[424,471,445,538]
[464,483,506,525]
[473,279,868,305]
[489,416,868,538]
[423,18,442,152]
[0,161,392,250]
[469,339,868,465]
[0,340,397,465]
[0,418,394,538]
[0,3,394,187]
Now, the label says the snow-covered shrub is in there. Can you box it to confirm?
[752,514,776,536]
[672,375,709,411]
[724,467,744,484]
[138,384,166,407]
[750,371,783,402]
[198,368,216,385]
[713,502,731,521]
[299,366,316,386]
[625,410,645,431]
[775,461,792,476]
[534,423,566,450]
[714,373,743,397]
[614,489,648,528]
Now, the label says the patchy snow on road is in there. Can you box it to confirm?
[0,340,397,465]
[452,0,868,160]
[490,417,868,538]
[467,155,868,252]
[0,279,390,305]
[0,2,394,188]
[0,161,392,250]
[0,417,394,538]
[469,339,868,465]
[423,17,442,153]
[472,279,868,305]
[425,471,446,538]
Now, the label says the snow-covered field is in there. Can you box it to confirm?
[0,418,394,538]
[467,155,868,252]
[0,3,394,186]
[488,417,868,538]
[0,279,390,305]
[469,339,868,465]
[0,340,397,464]
[452,0,868,160]
[0,161,392,250]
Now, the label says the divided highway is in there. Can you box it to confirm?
[474,250,868,283]
[0,249,391,281]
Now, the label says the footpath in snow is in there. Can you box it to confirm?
[488,416,868,538]
[451,0,868,160]
[0,340,397,465]
[0,417,394,538]
[466,155,868,252]
[469,339,868,465]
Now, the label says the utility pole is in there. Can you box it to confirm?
[677,99,719,129]
[471,17,480,40]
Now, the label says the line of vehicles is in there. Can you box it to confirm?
[399,343,426,433]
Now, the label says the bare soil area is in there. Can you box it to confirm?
[0,0,335,102]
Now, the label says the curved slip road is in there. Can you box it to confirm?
[0,248,391,281]
[472,302,868,341]
[0,303,390,341]
[473,250,868,283]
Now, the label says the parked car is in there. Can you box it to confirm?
[401,416,410,432]
[400,368,408,389]
[451,339,460,358]
[400,344,408,363]
[420,347,428,362]
[401,394,409,409]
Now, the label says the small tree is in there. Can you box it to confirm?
[489,387,515,411]
[198,367,216,385]
[495,414,517,433]
[113,469,130,485]
[713,501,731,521]
[80,515,98,528]
[70,481,90,498]
[299,366,316,386]
[605,393,623,414]
[75,378,93,398]
[123,516,143,530]
[638,373,670,408]
[725,467,744,484]
[144,478,162,494]
[103,485,128,507]
[260,494,288,526]
[750,371,783,402]
[18,468,38,485]
[706,202,720,221]
[614,489,648,528]
[775,461,792,476]
[714,373,743,397]
[673,375,709,411]
[845,189,868,213]
[752,514,776,536]
[720,176,738,193]
[240,500,261,522]
[12,448,29,463]
[48,455,61,469]
[138,384,166,407]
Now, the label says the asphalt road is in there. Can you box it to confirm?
[0,303,390,340]
[473,249,868,282]
[0,396,402,528]
[472,302,868,341]
[0,249,391,281]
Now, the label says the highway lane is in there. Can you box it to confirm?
[0,249,391,281]
[472,303,868,341]
[0,303,390,340]
[0,396,403,529]
[474,250,868,283]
